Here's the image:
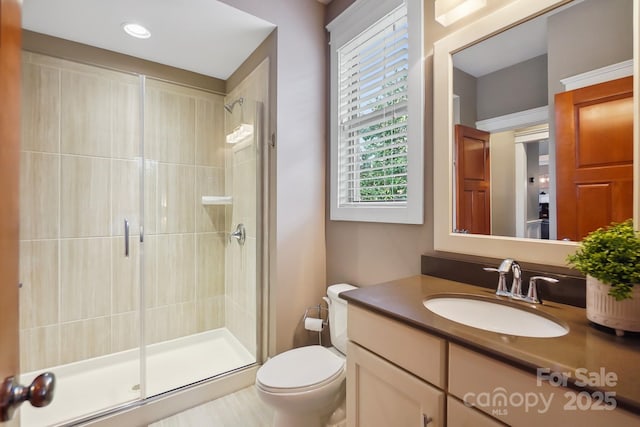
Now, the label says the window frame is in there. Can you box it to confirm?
[327,0,424,224]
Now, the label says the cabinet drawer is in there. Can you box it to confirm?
[449,343,639,427]
[347,341,444,427]
[348,304,446,388]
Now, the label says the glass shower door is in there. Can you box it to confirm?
[18,53,143,426]
[18,53,267,425]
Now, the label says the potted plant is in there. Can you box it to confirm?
[567,219,640,336]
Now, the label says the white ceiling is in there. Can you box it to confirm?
[22,0,276,80]
[453,16,547,78]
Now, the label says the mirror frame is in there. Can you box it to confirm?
[433,0,640,267]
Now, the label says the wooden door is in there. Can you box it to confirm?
[555,76,633,241]
[455,125,491,235]
[0,0,22,394]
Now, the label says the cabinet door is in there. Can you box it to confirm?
[347,341,444,427]
[447,396,504,427]
[449,344,639,427]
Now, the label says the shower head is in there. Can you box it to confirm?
[224,97,244,113]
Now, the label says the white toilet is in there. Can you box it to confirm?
[255,283,357,427]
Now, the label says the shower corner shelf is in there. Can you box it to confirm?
[201,196,233,206]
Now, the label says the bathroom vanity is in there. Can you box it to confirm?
[342,275,640,427]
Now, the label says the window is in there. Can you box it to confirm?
[328,0,424,224]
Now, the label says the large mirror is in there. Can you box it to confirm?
[451,0,633,242]
[434,0,639,266]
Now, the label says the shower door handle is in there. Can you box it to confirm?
[230,224,246,246]
[124,219,130,257]
[1,373,56,421]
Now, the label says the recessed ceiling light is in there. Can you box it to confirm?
[123,23,151,39]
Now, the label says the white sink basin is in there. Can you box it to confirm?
[423,294,569,338]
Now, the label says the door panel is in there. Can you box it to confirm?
[455,125,491,235]
[1,0,22,424]
[0,0,22,388]
[555,76,634,241]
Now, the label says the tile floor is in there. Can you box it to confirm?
[149,386,274,427]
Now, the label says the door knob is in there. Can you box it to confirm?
[1,373,55,421]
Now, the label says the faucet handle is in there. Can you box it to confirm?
[525,276,559,304]
[509,262,523,299]
[483,265,510,297]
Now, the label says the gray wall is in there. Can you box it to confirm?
[453,67,477,127]
[324,0,526,286]
[477,54,548,121]
[547,0,633,96]
[222,0,327,354]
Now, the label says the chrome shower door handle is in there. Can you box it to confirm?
[230,224,246,246]
[1,373,56,421]
[124,219,130,257]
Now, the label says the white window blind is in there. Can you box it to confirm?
[328,0,423,224]
[338,5,408,206]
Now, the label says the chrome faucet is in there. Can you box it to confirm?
[485,260,559,304]
[525,276,559,304]
[483,259,513,297]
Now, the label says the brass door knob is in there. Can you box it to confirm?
[0,372,55,421]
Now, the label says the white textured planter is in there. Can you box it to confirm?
[586,275,640,336]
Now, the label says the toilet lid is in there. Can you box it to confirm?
[257,346,345,389]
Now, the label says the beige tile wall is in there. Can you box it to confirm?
[143,78,227,345]
[224,59,269,357]
[19,53,228,371]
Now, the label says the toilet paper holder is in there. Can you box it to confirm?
[303,304,328,327]
[303,304,328,344]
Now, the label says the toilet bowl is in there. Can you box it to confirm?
[255,284,357,427]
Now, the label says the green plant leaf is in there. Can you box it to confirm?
[566,219,640,300]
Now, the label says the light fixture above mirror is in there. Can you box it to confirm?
[435,0,487,26]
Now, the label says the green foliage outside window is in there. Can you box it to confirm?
[355,73,408,202]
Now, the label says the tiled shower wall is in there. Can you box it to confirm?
[143,78,226,346]
[19,52,227,372]
[224,59,269,357]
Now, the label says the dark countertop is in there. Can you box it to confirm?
[341,275,640,414]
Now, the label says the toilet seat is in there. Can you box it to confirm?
[256,345,345,393]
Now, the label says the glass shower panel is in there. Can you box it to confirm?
[224,95,262,365]
[18,52,143,426]
[223,59,270,370]
[142,77,252,396]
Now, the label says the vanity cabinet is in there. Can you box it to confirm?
[347,341,444,427]
[346,304,640,427]
[448,343,639,427]
[347,305,445,427]
[446,396,504,427]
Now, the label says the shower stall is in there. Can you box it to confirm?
[18,50,268,426]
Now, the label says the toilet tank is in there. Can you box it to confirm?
[327,283,357,354]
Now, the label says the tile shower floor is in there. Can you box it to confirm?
[149,386,273,427]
